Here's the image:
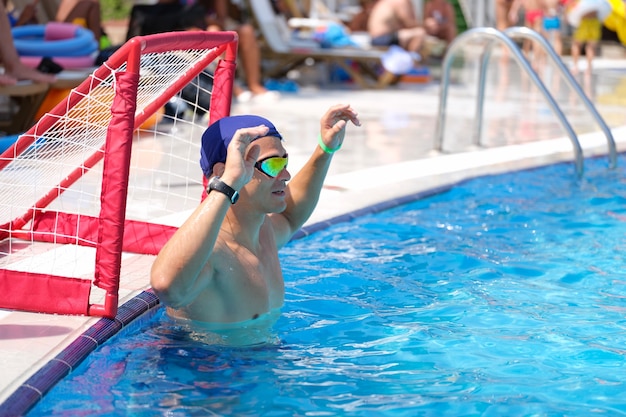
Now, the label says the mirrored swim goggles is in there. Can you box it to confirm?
[254,155,288,178]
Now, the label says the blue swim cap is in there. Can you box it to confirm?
[200,115,283,177]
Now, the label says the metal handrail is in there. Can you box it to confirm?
[504,26,617,169]
[435,27,584,177]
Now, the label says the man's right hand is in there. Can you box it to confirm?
[221,125,269,190]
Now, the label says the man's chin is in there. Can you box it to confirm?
[270,202,287,214]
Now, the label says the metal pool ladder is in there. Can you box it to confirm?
[434,26,617,177]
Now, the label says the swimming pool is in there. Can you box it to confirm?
[27,153,626,416]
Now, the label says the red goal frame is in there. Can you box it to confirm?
[0,31,238,318]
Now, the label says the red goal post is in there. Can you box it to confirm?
[0,31,238,318]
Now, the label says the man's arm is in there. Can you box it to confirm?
[150,186,233,308]
[271,104,360,248]
[150,125,266,308]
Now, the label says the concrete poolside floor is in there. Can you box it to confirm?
[1,49,626,410]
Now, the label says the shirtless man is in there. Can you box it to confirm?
[150,104,361,325]
[367,0,428,53]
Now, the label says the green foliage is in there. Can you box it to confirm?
[448,0,468,33]
[101,0,133,22]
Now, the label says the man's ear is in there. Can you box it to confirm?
[213,162,226,177]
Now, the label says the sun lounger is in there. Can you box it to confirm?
[245,0,394,88]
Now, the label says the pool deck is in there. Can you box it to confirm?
[2,48,626,412]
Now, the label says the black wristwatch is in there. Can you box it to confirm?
[207,176,239,204]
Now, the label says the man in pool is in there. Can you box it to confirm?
[151,104,361,325]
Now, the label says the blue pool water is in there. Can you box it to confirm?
[29,155,626,416]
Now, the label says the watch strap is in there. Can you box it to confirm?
[208,176,239,204]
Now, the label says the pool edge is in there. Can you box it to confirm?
[0,291,160,417]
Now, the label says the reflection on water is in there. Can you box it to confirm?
[168,307,282,347]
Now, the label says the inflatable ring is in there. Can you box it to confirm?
[20,54,96,70]
[567,0,612,27]
[12,23,98,57]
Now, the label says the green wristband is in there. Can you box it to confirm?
[318,134,341,154]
